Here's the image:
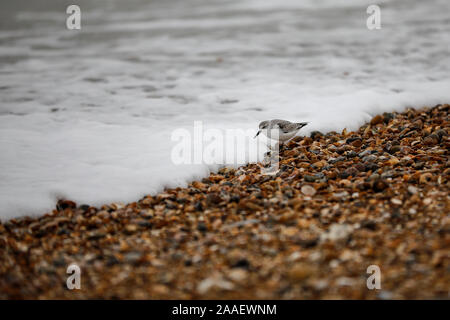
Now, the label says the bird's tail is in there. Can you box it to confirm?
[296,122,308,129]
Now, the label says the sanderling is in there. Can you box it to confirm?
[254,119,308,143]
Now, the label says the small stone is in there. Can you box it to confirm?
[434,129,447,139]
[366,162,379,171]
[383,112,394,123]
[310,131,324,139]
[230,195,240,203]
[378,291,394,300]
[197,221,208,232]
[314,172,325,180]
[228,269,248,283]
[224,219,260,230]
[423,134,439,145]
[288,263,314,282]
[380,170,394,179]
[197,276,234,294]
[358,149,372,157]
[372,179,388,192]
[97,210,110,219]
[361,220,377,230]
[87,231,106,240]
[370,114,383,125]
[334,190,350,197]
[362,155,377,162]
[56,200,76,211]
[301,185,316,196]
[340,167,359,179]
[192,181,206,189]
[124,251,143,264]
[321,224,353,242]
[419,173,433,184]
[194,201,203,211]
[388,145,401,154]
[386,157,399,166]
[351,139,362,147]
[312,160,326,169]
[336,277,356,287]
[282,227,298,237]
[79,204,90,212]
[136,220,152,228]
[346,151,357,158]
[407,186,419,195]
[206,193,222,205]
[140,209,154,219]
[124,224,138,234]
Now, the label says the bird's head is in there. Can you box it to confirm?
[258,120,269,129]
[254,120,269,138]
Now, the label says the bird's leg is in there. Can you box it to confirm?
[267,141,278,151]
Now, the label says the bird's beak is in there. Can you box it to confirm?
[254,130,261,138]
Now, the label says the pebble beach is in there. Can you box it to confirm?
[1,104,449,299]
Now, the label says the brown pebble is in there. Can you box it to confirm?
[370,114,383,125]
[288,263,315,282]
[419,173,433,184]
[124,224,138,234]
[56,200,76,211]
[423,134,439,145]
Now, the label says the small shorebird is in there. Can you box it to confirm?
[254,119,308,143]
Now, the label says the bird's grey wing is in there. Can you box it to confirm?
[277,121,297,133]
[270,119,290,131]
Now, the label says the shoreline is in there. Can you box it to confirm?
[1,104,449,299]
